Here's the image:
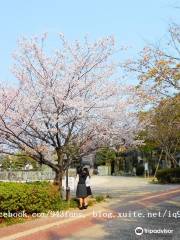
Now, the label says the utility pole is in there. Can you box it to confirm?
[66,167,70,201]
[64,154,70,202]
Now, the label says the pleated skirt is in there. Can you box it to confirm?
[76,183,87,198]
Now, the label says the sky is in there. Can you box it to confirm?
[0,0,179,84]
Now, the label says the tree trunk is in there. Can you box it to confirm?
[54,170,64,198]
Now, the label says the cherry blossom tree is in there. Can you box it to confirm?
[0,34,145,191]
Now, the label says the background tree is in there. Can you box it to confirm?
[1,153,39,170]
[123,23,180,171]
[0,34,145,192]
[140,94,180,168]
[95,147,116,166]
[124,23,180,99]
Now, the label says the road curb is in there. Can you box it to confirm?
[0,200,114,240]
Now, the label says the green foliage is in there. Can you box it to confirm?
[0,182,77,214]
[95,147,116,166]
[138,94,180,168]
[87,195,105,206]
[95,195,105,202]
[138,132,157,153]
[137,112,158,152]
[1,154,40,170]
[0,216,25,227]
[136,164,144,176]
[156,167,180,183]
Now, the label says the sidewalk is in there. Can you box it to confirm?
[1,187,180,240]
[0,199,115,240]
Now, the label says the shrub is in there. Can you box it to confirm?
[136,165,144,176]
[95,195,105,202]
[156,167,180,183]
[0,182,77,214]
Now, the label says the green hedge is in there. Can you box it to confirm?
[0,182,77,214]
[156,167,180,183]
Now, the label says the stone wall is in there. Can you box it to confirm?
[0,170,55,182]
[0,168,77,182]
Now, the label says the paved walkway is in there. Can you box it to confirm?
[0,176,180,240]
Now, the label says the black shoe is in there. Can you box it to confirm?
[83,205,88,209]
[79,206,84,210]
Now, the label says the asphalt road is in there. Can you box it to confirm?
[67,176,180,240]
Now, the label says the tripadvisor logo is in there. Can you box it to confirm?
[135,227,143,236]
[135,227,173,235]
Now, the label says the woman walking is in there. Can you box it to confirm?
[83,167,92,209]
[76,167,88,210]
